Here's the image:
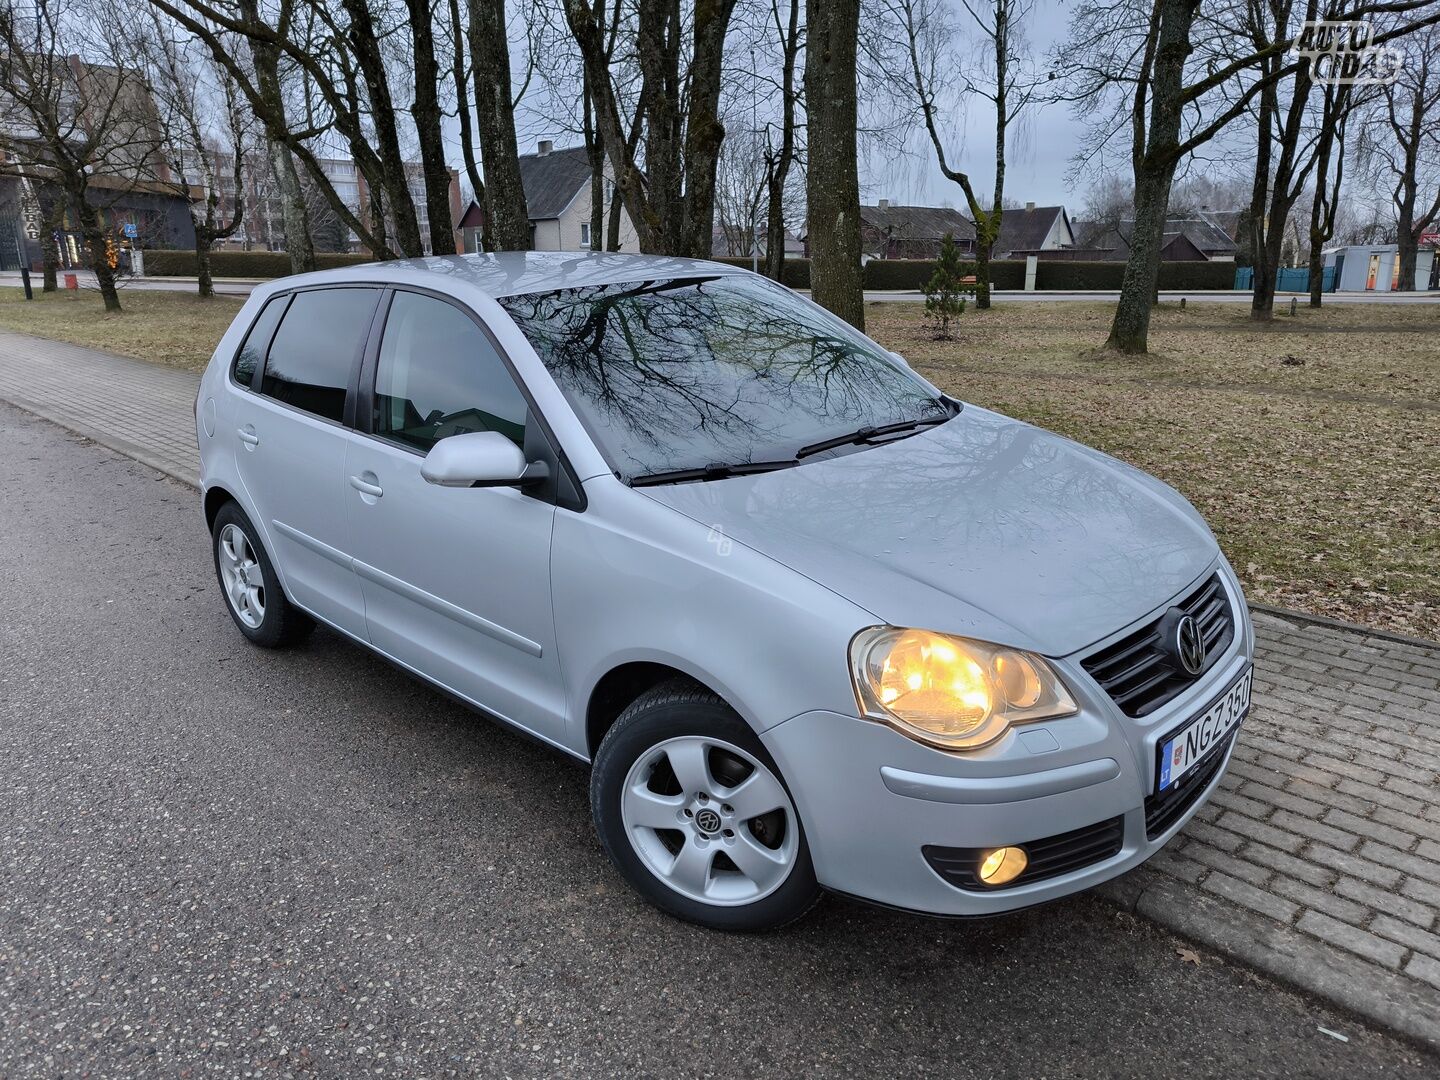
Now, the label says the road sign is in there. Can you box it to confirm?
[122,222,138,239]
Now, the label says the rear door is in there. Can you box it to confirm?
[342,288,566,743]
[233,286,381,638]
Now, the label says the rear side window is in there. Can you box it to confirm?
[260,288,379,423]
[231,296,286,388]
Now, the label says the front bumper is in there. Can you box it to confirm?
[760,564,1255,917]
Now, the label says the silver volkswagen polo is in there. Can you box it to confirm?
[196,253,1254,930]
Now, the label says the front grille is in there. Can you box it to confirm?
[923,816,1125,892]
[1144,729,1235,839]
[1081,573,1234,717]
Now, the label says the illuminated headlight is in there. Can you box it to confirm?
[849,627,1077,750]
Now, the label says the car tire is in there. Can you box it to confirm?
[211,501,314,649]
[592,679,822,931]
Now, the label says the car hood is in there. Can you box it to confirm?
[640,406,1219,657]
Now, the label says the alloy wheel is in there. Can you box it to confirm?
[620,735,799,906]
[217,523,266,629]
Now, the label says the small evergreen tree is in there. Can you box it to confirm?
[922,233,971,338]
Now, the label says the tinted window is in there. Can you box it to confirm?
[497,275,949,479]
[373,291,527,452]
[260,288,378,422]
[232,295,286,388]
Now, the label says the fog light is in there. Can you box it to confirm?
[978,846,1028,886]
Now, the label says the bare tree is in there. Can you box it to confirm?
[469,0,530,249]
[0,0,171,311]
[885,0,1045,309]
[563,0,741,257]
[806,0,864,327]
[142,9,252,296]
[1305,79,1367,306]
[1058,0,1439,353]
[1358,21,1440,291]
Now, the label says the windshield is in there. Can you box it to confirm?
[497,274,952,481]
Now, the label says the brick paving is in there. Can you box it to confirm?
[2,327,1438,1044]
[0,329,201,485]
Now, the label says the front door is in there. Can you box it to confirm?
[233,286,380,638]
[343,289,565,743]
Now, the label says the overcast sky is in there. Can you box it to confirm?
[470,0,1086,215]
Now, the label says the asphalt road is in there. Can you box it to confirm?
[1,401,1435,1079]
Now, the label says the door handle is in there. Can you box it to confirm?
[237,425,260,447]
[349,474,383,498]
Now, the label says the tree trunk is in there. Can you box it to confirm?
[39,186,61,292]
[271,138,315,274]
[195,231,214,299]
[679,0,738,257]
[75,195,120,312]
[973,239,992,309]
[606,185,623,250]
[447,0,486,246]
[470,0,530,250]
[1396,217,1418,291]
[804,0,864,329]
[340,0,423,257]
[583,82,604,250]
[406,0,457,255]
[1104,0,1199,354]
[1106,166,1173,353]
[764,0,801,283]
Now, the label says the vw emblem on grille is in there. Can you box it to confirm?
[1174,614,1206,675]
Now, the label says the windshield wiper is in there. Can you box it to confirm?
[627,458,800,487]
[795,412,952,460]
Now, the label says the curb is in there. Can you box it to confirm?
[0,394,199,490]
[1249,601,1439,651]
[1099,870,1440,1053]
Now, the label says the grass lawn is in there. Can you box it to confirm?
[0,286,242,372]
[0,285,1434,638]
[867,301,1440,641]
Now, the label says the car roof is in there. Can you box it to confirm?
[275,251,749,300]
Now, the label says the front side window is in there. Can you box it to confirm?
[497,275,950,480]
[232,295,286,388]
[260,288,379,423]
[373,291,527,453]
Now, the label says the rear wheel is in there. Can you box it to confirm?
[211,501,314,648]
[591,680,821,930]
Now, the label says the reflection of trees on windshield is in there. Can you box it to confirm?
[499,275,948,476]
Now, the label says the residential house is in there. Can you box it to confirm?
[1062,217,1238,262]
[858,201,976,260]
[461,141,639,253]
[710,224,804,259]
[991,203,1075,258]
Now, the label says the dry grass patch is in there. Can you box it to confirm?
[0,286,242,372]
[868,301,1440,640]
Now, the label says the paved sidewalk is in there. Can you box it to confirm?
[2,327,1439,1046]
[0,329,200,485]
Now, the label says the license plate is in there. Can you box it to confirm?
[1156,666,1252,793]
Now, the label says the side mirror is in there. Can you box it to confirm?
[420,431,545,488]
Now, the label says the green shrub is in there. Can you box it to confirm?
[1034,260,1236,290]
[921,235,971,338]
[140,249,376,279]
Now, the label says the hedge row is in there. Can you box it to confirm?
[1035,259,1235,291]
[708,255,811,289]
[141,248,376,278]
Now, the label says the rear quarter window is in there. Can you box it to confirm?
[259,288,380,423]
[231,295,287,388]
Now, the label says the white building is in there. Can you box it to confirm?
[461,140,639,253]
[1322,244,1437,292]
